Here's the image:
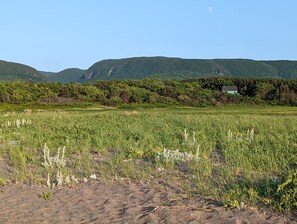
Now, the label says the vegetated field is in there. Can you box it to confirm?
[0,105,296,214]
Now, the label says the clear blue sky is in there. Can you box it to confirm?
[0,0,296,72]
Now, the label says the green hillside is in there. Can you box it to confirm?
[2,57,297,83]
[0,60,47,82]
[44,68,85,83]
[213,59,279,77]
[81,57,297,82]
[261,60,297,79]
[81,57,219,81]
[40,71,55,77]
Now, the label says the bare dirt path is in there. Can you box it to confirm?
[0,181,296,224]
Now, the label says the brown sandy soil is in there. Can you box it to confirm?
[0,180,296,224]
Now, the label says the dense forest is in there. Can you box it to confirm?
[41,68,86,83]
[2,57,297,83]
[0,77,297,107]
[80,57,297,82]
[0,60,46,82]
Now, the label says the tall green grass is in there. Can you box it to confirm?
[0,106,296,212]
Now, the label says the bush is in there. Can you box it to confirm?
[274,170,297,213]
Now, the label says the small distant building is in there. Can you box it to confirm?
[222,86,238,94]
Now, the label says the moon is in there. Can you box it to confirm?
[208,6,213,13]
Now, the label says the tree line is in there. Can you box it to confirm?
[0,77,296,106]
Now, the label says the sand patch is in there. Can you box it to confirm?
[0,180,296,224]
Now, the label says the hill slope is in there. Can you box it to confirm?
[0,60,46,82]
[80,57,294,82]
[2,57,297,83]
[40,71,55,77]
[260,60,297,79]
[43,68,85,83]
[81,57,219,81]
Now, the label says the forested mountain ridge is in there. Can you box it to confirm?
[260,60,297,79]
[80,57,297,82]
[1,57,297,83]
[0,60,46,82]
[42,68,86,83]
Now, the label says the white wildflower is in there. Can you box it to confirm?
[228,129,233,142]
[90,174,97,180]
[184,128,189,143]
[15,119,21,128]
[56,171,63,187]
[65,175,71,185]
[47,173,51,188]
[157,147,200,163]
[42,144,66,168]
[240,201,246,209]
[228,128,254,144]
[71,175,79,184]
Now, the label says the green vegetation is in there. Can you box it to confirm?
[38,191,52,200]
[80,57,297,82]
[2,57,297,83]
[0,60,46,82]
[0,77,297,107]
[0,106,296,213]
[214,59,277,77]
[262,60,297,79]
[43,68,86,83]
[0,177,6,186]
[0,76,296,213]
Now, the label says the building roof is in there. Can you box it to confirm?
[222,86,238,91]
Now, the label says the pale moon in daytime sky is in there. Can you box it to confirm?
[208,6,213,13]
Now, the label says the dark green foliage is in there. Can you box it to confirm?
[274,169,297,213]
[44,68,86,83]
[3,57,297,83]
[40,71,55,76]
[0,77,297,106]
[214,59,278,77]
[0,60,46,82]
[0,57,297,83]
[261,60,297,79]
[224,170,297,213]
[79,57,297,82]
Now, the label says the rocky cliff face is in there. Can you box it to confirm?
[80,70,96,81]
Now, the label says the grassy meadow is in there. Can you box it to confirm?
[0,105,296,213]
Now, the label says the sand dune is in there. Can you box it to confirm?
[0,180,296,224]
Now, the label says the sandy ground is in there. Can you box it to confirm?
[0,180,296,224]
